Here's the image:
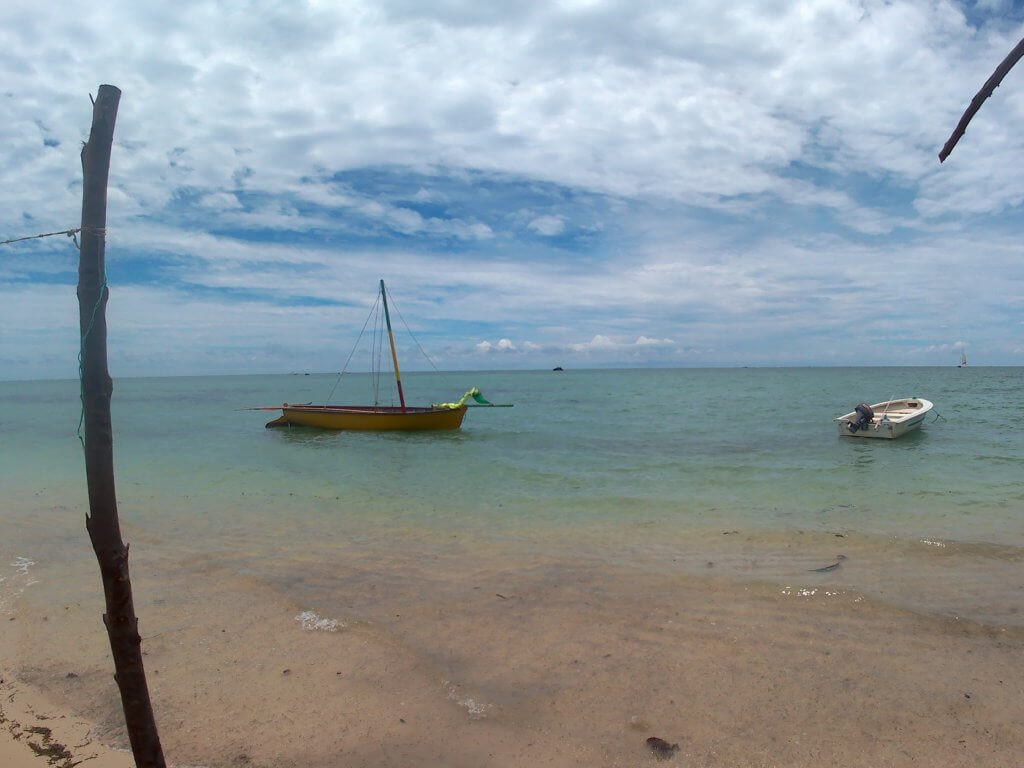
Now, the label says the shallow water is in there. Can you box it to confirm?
[2,366,1022,625]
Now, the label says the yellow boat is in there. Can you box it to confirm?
[262,280,503,431]
[266,403,467,430]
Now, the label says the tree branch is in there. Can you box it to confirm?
[939,37,1024,162]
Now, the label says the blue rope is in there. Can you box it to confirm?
[77,275,108,442]
[325,293,380,406]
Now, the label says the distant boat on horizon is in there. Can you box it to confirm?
[958,352,968,368]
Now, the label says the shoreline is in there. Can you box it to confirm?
[0,676,131,768]
[3,549,1022,768]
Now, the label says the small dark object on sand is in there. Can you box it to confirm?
[646,736,679,760]
[809,554,847,572]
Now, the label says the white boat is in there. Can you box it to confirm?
[958,352,968,367]
[835,398,933,439]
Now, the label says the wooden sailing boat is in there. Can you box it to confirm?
[263,280,494,430]
[958,352,968,367]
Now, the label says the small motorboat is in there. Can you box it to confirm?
[836,398,933,439]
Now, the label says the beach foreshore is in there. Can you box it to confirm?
[0,677,132,768]
[2,542,1022,768]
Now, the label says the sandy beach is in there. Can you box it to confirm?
[3,537,1022,768]
[0,676,132,768]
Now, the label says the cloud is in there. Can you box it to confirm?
[2,0,1023,377]
[568,334,677,353]
[475,338,519,353]
[527,215,565,236]
[569,334,615,352]
[198,192,243,209]
[636,336,674,346]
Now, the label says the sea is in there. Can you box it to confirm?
[2,366,1023,628]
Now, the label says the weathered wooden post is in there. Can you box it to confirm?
[78,84,166,768]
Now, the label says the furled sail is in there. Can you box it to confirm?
[432,387,494,409]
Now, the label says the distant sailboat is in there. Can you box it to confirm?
[958,352,968,368]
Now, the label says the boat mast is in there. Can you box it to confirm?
[380,279,406,412]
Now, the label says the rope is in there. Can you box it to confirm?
[324,293,381,406]
[387,288,443,374]
[373,298,385,406]
[387,286,463,395]
[320,284,458,408]
[0,225,109,441]
[0,227,105,249]
[387,286,464,397]
[77,275,109,441]
[879,394,895,418]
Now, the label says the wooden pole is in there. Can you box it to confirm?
[78,84,166,768]
[380,279,407,412]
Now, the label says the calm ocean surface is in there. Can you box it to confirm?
[2,366,1023,625]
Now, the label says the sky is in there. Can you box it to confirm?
[1,0,1023,379]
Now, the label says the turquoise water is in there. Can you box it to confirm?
[2,367,1023,624]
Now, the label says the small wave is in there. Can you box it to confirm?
[781,586,844,598]
[294,610,345,632]
[443,680,491,720]
[916,539,1023,561]
[1,555,39,614]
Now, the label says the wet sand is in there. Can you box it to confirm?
[3,538,1022,768]
[0,677,132,768]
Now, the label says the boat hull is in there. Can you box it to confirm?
[267,404,467,431]
[835,398,933,439]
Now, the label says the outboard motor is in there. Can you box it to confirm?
[847,403,874,433]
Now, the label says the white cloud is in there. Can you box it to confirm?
[2,1,1023,376]
[475,338,519,353]
[199,192,243,209]
[528,215,565,236]
[6,0,1005,218]
[570,334,616,352]
[636,336,674,346]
